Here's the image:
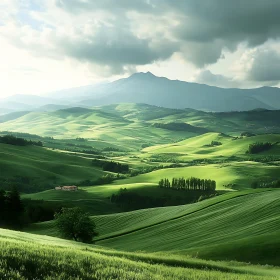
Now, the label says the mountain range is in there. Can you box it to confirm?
[1,72,280,114]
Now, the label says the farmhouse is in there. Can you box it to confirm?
[55,185,78,191]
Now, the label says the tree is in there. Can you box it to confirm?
[54,207,98,243]
[0,190,6,227]
[0,187,25,229]
[6,187,24,228]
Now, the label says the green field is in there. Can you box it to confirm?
[1,104,279,151]
[26,189,280,265]
[0,143,105,189]
[142,133,280,161]
[1,104,280,278]
[1,227,279,279]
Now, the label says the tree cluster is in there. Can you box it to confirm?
[79,174,116,186]
[247,142,272,154]
[92,159,129,173]
[158,177,216,192]
[251,180,280,189]
[110,188,164,211]
[24,200,62,223]
[211,141,222,146]
[0,188,25,229]
[0,135,43,147]
[102,147,124,152]
[0,176,57,193]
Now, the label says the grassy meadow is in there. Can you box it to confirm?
[1,104,280,278]
[0,143,105,190]
[0,228,279,279]
[26,189,280,265]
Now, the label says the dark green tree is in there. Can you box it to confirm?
[55,207,98,243]
[6,187,24,228]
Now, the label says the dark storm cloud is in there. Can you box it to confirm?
[54,0,280,68]
[57,24,176,74]
[171,0,280,65]
[248,49,280,82]
[3,0,280,77]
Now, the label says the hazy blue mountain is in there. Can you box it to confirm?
[0,108,14,115]
[0,111,30,123]
[76,72,278,111]
[44,83,109,102]
[35,104,72,112]
[0,94,70,113]
[1,73,279,112]
[0,100,34,112]
[1,94,62,106]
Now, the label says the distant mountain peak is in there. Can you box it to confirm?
[130,71,157,79]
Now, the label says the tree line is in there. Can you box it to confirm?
[92,159,129,173]
[110,187,218,211]
[110,188,164,211]
[158,177,216,192]
[0,135,43,147]
[252,179,280,189]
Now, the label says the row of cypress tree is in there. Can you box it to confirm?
[158,177,216,192]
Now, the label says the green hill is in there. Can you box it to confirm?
[1,228,279,279]
[95,189,280,266]
[0,143,105,192]
[142,133,280,162]
[26,189,280,266]
[0,104,279,150]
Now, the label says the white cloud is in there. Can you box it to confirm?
[0,0,280,98]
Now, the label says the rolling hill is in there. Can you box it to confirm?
[0,104,279,151]
[26,189,280,266]
[95,189,280,265]
[0,142,105,192]
[1,227,279,279]
[142,132,280,161]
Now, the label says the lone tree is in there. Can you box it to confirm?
[55,207,98,243]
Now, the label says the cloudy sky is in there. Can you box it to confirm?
[1,0,280,98]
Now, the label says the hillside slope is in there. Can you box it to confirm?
[0,228,278,279]
[142,133,280,161]
[0,143,105,192]
[27,189,280,265]
[95,189,280,264]
[0,104,280,148]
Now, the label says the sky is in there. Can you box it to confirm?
[1,0,280,98]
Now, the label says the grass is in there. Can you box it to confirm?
[0,105,200,150]
[1,104,279,151]
[1,104,280,278]
[113,161,279,190]
[26,189,280,266]
[93,189,280,265]
[0,143,105,187]
[142,132,280,161]
[0,228,279,279]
